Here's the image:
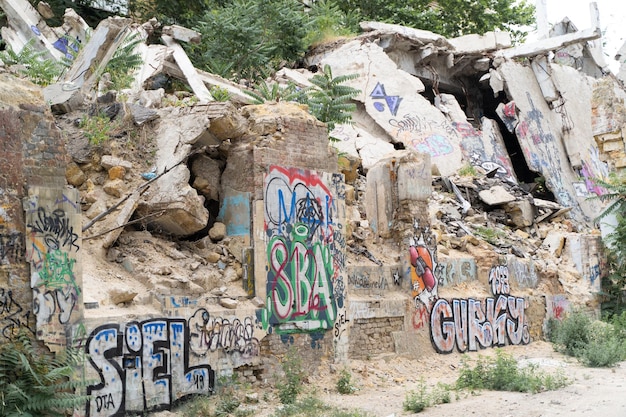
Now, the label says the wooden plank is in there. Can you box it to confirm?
[161,35,213,103]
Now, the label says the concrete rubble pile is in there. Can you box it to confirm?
[2,1,626,415]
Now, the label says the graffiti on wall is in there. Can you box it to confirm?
[438,258,476,287]
[408,221,440,308]
[455,121,516,183]
[262,166,344,335]
[85,318,216,416]
[25,189,82,343]
[546,294,570,321]
[348,270,388,290]
[0,288,34,338]
[389,113,456,157]
[516,93,578,212]
[188,308,260,358]
[430,265,529,353]
[370,82,402,116]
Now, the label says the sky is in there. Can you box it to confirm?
[536,0,625,72]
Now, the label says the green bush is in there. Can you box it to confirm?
[336,368,357,394]
[403,379,452,413]
[550,312,626,367]
[456,350,568,393]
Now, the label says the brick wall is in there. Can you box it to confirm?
[349,316,404,360]
[0,74,68,341]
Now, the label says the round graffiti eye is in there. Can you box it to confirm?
[373,102,385,112]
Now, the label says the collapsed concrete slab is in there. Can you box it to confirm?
[135,105,219,236]
[310,39,464,176]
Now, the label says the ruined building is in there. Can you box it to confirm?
[1,1,626,415]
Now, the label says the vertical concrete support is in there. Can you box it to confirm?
[365,150,431,240]
[531,55,559,103]
[24,187,83,348]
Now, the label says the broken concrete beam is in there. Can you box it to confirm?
[0,0,65,61]
[495,28,601,59]
[587,2,608,71]
[163,25,201,44]
[162,60,251,104]
[162,35,212,103]
[61,17,131,90]
[102,191,141,249]
[360,21,454,49]
[531,55,559,103]
[449,31,511,54]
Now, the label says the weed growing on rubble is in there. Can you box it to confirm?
[80,113,117,145]
[456,349,568,393]
[274,395,371,417]
[403,379,452,413]
[277,347,306,404]
[473,226,505,245]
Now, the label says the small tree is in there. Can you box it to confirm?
[307,64,360,135]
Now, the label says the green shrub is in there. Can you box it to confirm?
[550,311,626,367]
[549,311,592,357]
[456,350,568,394]
[336,368,357,394]
[0,329,89,416]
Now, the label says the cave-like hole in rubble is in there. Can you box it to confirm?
[481,89,556,201]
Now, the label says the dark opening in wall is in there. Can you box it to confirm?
[481,89,556,201]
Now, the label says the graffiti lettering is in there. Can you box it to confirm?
[412,300,429,330]
[263,166,342,335]
[439,259,475,287]
[348,272,387,290]
[86,319,215,417]
[489,265,510,296]
[0,288,34,338]
[430,265,529,353]
[334,313,350,338]
[188,309,259,357]
[27,207,79,251]
[266,235,335,328]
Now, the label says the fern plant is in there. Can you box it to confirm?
[0,39,62,86]
[0,329,89,416]
[307,64,360,135]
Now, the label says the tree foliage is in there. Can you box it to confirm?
[187,0,310,82]
[333,0,535,41]
[307,64,360,134]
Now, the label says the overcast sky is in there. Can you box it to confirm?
[536,0,625,72]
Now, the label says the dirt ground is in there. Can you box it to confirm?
[231,341,626,417]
